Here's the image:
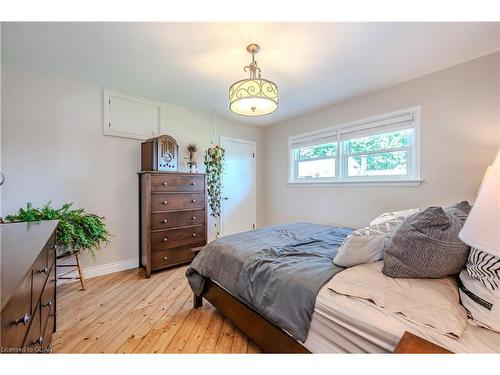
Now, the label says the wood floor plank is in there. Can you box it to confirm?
[231,328,248,353]
[84,268,188,353]
[197,310,225,353]
[52,265,262,354]
[55,269,140,333]
[53,272,146,349]
[53,269,175,352]
[181,304,217,353]
[135,293,194,353]
[164,302,211,353]
[131,288,192,353]
[115,284,191,353]
[60,269,180,353]
[213,318,236,353]
[56,270,124,310]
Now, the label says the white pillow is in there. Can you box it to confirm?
[459,248,500,333]
[327,261,468,338]
[332,229,385,267]
[333,208,419,268]
[369,208,420,227]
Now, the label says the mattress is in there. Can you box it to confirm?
[304,284,500,353]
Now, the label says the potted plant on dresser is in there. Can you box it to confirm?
[5,202,110,290]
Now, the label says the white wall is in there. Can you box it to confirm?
[3,52,499,276]
[1,65,264,271]
[263,52,500,229]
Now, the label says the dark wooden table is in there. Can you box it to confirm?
[1,220,58,352]
[1,221,58,310]
[393,331,452,354]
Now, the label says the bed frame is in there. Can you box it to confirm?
[194,279,310,353]
[193,279,452,354]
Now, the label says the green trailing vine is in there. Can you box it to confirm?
[204,144,225,218]
[5,202,110,259]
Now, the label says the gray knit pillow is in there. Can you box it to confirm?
[383,207,470,279]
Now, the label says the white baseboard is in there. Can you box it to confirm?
[57,257,139,286]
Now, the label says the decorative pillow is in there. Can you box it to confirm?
[332,230,386,267]
[368,208,420,228]
[383,207,470,278]
[333,208,419,268]
[327,261,468,338]
[444,201,472,224]
[458,248,500,333]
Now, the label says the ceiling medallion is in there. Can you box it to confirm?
[229,44,279,117]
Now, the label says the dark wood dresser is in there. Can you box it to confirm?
[139,172,207,278]
[1,220,58,353]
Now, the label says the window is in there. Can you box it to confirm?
[289,107,421,185]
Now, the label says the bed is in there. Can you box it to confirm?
[186,222,500,353]
[305,283,500,353]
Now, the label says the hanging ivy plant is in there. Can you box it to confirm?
[204,144,225,218]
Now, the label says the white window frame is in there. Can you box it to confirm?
[288,106,422,187]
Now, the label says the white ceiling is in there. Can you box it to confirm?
[2,22,499,126]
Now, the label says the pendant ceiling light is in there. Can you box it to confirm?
[229,44,278,116]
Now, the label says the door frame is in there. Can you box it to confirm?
[219,136,257,237]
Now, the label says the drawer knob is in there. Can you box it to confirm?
[191,182,196,186]
[192,233,197,237]
[191,199,196,203]
[42,300,52,308]
[163,219,168,223]
[39,267,49,274]
[163,237,168,242]
[163,256,168,261]
[162,182,168,186]
[192,216,196,220]
[162,201,168,205]
[33,336,43,345]
[14,313,30,326]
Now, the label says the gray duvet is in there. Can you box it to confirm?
[186,222,352,342]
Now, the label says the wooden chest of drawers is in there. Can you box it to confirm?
[139,172,207,277]
[1,221,58,353]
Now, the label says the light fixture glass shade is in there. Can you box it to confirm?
[229,78,278,117]
[459,150,500,257]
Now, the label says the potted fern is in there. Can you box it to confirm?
[5,202,110,259]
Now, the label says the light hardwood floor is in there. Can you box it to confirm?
[52,265,262,353]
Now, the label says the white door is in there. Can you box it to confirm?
[220,137,257,236]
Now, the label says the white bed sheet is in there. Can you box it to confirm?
[304,283,500,353]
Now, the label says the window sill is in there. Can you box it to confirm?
[287,179,424,187]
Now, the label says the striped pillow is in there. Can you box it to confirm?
[459,248,500,333]
[465,248,500,291]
